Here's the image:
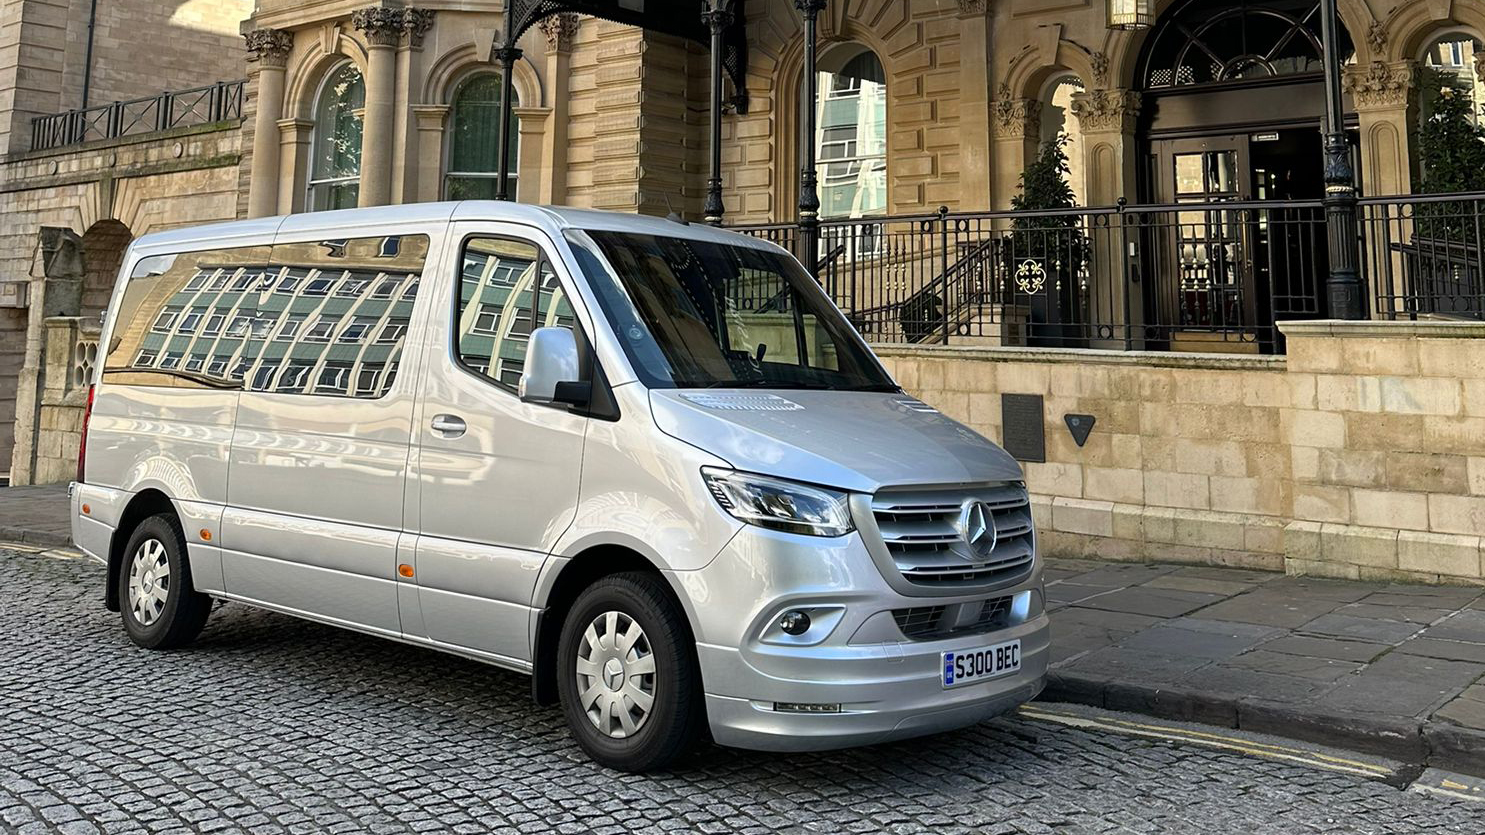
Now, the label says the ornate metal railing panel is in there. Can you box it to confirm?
[735,199,1333,354]
[1363,193,1485,322]
[30,80,246,152]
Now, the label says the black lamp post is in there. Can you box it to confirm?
[1319,0,1364,318]
[494,0,522,202]
[795,0,826,278]
[702,0,732,225]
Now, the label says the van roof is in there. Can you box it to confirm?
[128,201,778,255]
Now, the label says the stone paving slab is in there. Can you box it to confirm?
[1044,556,1485,777]
[0,484,72,548]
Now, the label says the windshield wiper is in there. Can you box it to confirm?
[838,383,902,392]
[696,378,817,389]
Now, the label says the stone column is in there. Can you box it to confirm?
[1344,60,1416,317]
[411,105,449,203]
[956,0,992,210]
[353,8,402,207]
[538,14,578,205]
[989,88,1040,210]
[277,118,315,214]
[244,28,294,218]
[393,9,435,203]
[1071,88,1142,347]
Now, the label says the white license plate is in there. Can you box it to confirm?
[942,639,1021,688]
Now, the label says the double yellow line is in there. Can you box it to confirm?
[1017,705,1395,780]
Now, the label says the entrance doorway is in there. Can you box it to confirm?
[1146,128,1333,351]
[1135,0,1354,352]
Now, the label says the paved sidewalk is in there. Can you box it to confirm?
[1043,558,1485,776]
[1,484,1482,775]
[0,484,71,547]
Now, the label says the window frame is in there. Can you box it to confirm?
[449,232,581,397]
[305,60,366,211]
[443,72,521,200]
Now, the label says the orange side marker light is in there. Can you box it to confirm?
[398,564,415,578]
[81,504,90,515]
[199,529,212,542]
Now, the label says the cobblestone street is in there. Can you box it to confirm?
[1,548,1480,835]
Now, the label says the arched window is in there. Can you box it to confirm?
[1141,0,1352,89]
[1422,33,1485,126]
[1039,74,1087,206]
[446,73,520,199]
[307,61,365,211]
[811,46,886,219]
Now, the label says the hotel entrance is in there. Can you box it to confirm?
[1136,0,1353,351]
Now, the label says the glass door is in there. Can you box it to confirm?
[1151,135,1257,346]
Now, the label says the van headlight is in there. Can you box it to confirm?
[701,468,853,537]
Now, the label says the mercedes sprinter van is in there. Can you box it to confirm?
[72,202,1048,771]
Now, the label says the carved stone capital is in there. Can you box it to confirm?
[352,7,404,47]
[1070,88,1140,133]
[956,0,987,16]
[1343,60,1415,111]
[244,28,294,68]
[538,12,580,52]
[402,8,435,47]
[993,97,1042,138]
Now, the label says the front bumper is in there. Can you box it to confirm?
[672,525,1049,752]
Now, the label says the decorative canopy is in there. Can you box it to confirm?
[505,0,749,111]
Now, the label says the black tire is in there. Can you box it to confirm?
[117,513,212,650]
[556,572,705,772]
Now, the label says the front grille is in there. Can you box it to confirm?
[892,595,1014,640]
[871,484,1035,589]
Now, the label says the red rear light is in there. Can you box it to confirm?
[77,384,94,483]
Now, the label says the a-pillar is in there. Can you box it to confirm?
[538,14,578,205]
[1344,60,1417,315]
[244,28,293,218]
[1071,88,1142,348]
[353,8,402,207]
[956,0,992,210]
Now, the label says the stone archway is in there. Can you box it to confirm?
[80,220,132,323]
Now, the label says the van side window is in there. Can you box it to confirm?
[455,237,572,390]
[239,234,429,398]
[103,245,274,389]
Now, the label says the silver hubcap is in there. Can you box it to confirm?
[127,539,170,627]
[575,610,656,739]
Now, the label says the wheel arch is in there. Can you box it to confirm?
[104,488,179,612]
[530,543,694,706]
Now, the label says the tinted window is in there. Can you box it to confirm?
[454,237,575,391]
[103,245,274,389]
[235,234,428,398]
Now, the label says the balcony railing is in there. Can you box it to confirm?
[30,80,246,152]
[734,193,1485,354]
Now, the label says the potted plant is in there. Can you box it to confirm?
[1410,70,1485,317]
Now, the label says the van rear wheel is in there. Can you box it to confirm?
[118,513,211,650]
[556,572,704,772]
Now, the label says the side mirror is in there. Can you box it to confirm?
[519,327,589,406]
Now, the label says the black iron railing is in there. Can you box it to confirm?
[30,80,246,152]
[736,199,1331,353]
[1363,193,1485,321]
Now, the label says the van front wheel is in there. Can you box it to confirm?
[118,513,211,650]
[556,572,704,771]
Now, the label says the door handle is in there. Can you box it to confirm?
[430,414,467,437]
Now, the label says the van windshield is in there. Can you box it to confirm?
[568,229,897,391]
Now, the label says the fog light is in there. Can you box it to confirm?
[773,702,841,713]
[779,610,811,635]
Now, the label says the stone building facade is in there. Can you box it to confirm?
[4,0,1485,582]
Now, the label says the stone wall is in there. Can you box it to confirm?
[0,122,242,480]
[875,320,1485,585]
